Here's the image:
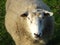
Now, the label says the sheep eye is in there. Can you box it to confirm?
[44,13,49,16]
[21,12,28,17]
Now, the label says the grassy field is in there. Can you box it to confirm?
[0,0,60,45]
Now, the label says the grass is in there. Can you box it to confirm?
[0,0,60,45]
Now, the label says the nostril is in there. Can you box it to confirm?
[34,33,40,38]
[40,20,42,23]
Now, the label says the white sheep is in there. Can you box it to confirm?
[5,0,54,45]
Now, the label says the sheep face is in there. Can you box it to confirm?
[20,9,53,40]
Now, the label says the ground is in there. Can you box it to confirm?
[0,0,60,45]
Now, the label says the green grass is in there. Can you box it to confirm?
[0,0,60,45]
[0,0,15,45]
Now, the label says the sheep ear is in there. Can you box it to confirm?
[49,12,53,16]
[44,11,53,16]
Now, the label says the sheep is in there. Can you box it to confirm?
[5,0,54,45]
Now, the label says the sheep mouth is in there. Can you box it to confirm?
[33,40,40,43]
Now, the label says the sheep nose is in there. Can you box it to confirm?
[34,33,42,38]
